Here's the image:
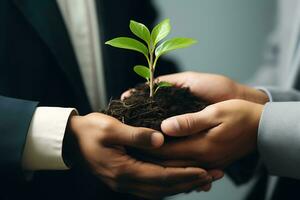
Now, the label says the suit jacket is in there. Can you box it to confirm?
[0,0,176,199]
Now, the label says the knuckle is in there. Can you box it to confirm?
[181,114,196,132]
[207,105,223,118]
[130,129,139,144]
[99,120,118,140]
[112,162,133,182]
[101,120,114,132]
[85,112,98,118]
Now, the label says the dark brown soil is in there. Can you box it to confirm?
[103,84,207,132]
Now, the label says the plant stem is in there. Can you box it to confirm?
[149,50,154,97]
[153,57,158,71]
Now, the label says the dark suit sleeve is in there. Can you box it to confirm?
[0,95,38,180]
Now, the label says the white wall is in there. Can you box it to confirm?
[154,0,276,82]
[153,0,276,199]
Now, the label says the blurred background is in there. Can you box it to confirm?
[154,0,276,83]
[152,0,276,199]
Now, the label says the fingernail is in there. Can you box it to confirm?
[161,117,180,135]
[151,132,164,147]
[212,171,224,181]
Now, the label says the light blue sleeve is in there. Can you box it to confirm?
[257,87,300,179]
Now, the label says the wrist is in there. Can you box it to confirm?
[62,112,82,168]
[238,84,269,105]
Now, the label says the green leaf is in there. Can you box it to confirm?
[130,20,151,45]
[105,37,148,58]
[157,81,172,88]
[151,18,171,46]
[133,65,150,80]
[155,37,197,58]
[154,81,173,94]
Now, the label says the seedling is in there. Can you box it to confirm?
[105,19,197,97]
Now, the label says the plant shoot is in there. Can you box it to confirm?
[105,19,197,97]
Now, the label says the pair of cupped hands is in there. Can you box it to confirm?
[63,72,269,199]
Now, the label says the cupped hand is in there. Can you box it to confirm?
[146,99,263,169]
[63,113,221,199]
[156,72,269,104]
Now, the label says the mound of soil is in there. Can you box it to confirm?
[103,84,207,132]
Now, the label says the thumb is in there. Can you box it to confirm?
[156,73,187,88]
[161,109,218,137]
[110,124,164,149]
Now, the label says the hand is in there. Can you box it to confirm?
[63,113,221,199]
[146,100,263,169]
[156,72,269,104]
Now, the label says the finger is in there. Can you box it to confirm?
[197,183,212,192]
[131,176,213,199]
[129,152,203,168]
[161,107,219,136]
[100,160,212,198]
[156,73,188,88]
[107,123,164,149]
[152,160,201,168]
[149,162,224,180]
[143,135,203,160]
[201,183,212,192]
[208,169,224,181]
[126,161,209,186]
[121,88,135,100]
[197,170,223,192]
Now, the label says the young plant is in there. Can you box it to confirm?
[105,19,197,97]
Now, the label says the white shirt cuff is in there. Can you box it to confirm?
[22,107,77,170]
